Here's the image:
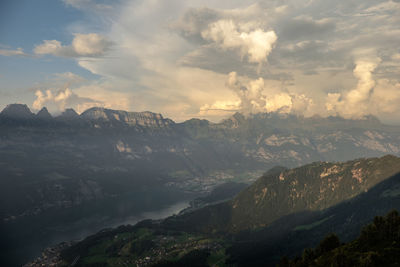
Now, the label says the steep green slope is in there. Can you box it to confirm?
[227,170,400,266]
[230,155,400,231]
[169,155,400,233]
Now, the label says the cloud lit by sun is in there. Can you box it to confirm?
[1,0,400,123]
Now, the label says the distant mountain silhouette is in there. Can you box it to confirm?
[36,107,52,119]
[0,104,34,119]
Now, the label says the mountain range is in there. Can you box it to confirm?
[2,103,400,265]
[2,104,400,219]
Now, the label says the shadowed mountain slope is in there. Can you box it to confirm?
[55,155,400,266]
[165,155,400,233]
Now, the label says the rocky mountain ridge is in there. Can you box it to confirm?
[80,107,173,128]
[0,104,172,128]
[0,103,390,131]
[2,104,400,221]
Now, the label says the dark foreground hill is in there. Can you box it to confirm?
[278,210,400,267]
[39,155,400,267]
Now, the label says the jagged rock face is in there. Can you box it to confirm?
[0,104,34,119]
[230,155,400,231]
[81,107,173,127]
[36,107,52,119]
[80,107,109,120]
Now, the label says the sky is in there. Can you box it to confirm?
[1,0,400,123]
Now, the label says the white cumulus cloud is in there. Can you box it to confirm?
[31,72,131,114]
[33,88,102,113]
[202,20,277,67]
[34,33,112,57]
[325,53,381,118]
[225,71,313,115]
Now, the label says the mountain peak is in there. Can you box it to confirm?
[58,108,79,119]
[80,107,108,120]
[1,104,34,119]
[36,107,52,119]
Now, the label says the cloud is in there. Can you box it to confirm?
[225,71,313,115]
[0,48,28,57]
[392,53,400,60]
[20,0,400,123]
[371,79,400,116]
[280,16,336,41]
[33,88,102,113]
[199,100,241,117]
[348,59,379,103]
[201,19,277,66]
[172,3,282,74]
[172,7,219,42]
[265,93,292,113]
[72,34,112,56]
[325,52,382,118]
[135,66,234,121]
[267,93,314,115]
[31,71,87,92]
[34,33,112,57]
[74,83,131,112]
[31,72,131,114]
[54,72,86,83]
[226,71,267,113]
[34,40,62,55]
[280,40,331,63]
